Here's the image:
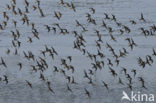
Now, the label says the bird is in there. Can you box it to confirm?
[139,13,146,22]
[2,21,7,27]
[107,58,113,67]
[44,25,51,32]
[25,7,29,13]
[66,84,72,92]
[88,77,94,85]
[18,8,23,16]
[12,40,16,47]
[102,81,109,90]
[25,0,29,7]
[146,55,153,64]
[71,2,76,12]
[11,0,16,5]
[127,83,132,90]
[88,69,94,75]
[47,81,55,93]
[16,29,20,38]
[123,48,129,54]
[97,50,105,58]
[17,41,21,48]
[96,41,101,50]
[104,13,110,19]
[0,24,3,30]
[6,4,11,10]
[14,48,18,55]
[40,72,45,81]
[121,67,127,75]
[137,57,146,68]
[66,76,71,83]
[17,62,22,70]
[118,77,124,85]
[51,47,58,55]
[84,88,91,98]
[3,75,8,84]
[67,56,72,62]
[115,58,120,66]
[131,69,136,77]
[30,65,37,72]
[110,34,116,42]
[27,37,33,43]
[111,14,116,21]
[65,2,71,8]
[26,80,32,88]
[138,77,146,89]
[6,48,10,55]
[32,5,37,11]
[89,8,95,14]
[152,48,156,56]
[69,65,74,73]
[75,20,81,27]
[23,51,29,59]
[60,0,64,5]
[38,6,45,17]
[119,29,124,35]
[54,11,62,20]
[53,66,59,72]
[119,50,126,57]
[3,12,7,19]
[32,30,39,39]
[102,20,107,28]
[71,76,78,84]
[84,70,89,78]
[109,67,117,77]
[130,20,136,25]
[36,0,40,6]
[0,57,7,68]
[52,27,56,33]
[123,25,130,33]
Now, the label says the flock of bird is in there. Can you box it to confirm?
[0,0,156,98]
